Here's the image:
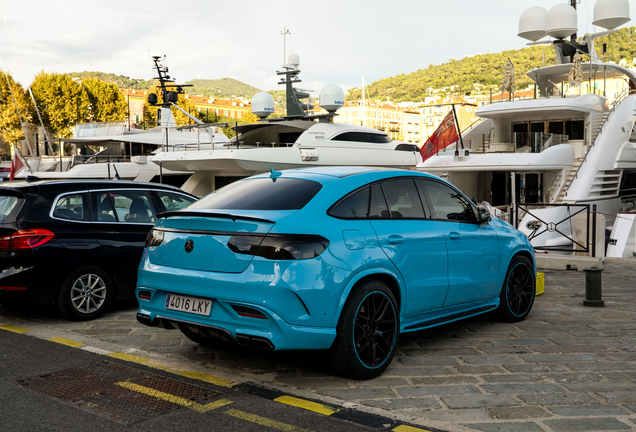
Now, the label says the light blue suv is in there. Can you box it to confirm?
[136,167,535,379]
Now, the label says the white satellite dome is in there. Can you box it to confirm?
[287,53,300,68]
[546,3,577,39]
[518,6,548,41]
[319,84,345,113]
[251,92,275,119]
[593,0,630,29]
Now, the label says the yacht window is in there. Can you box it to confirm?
[619,171,636,198]
[53,193,87,221]
[328,186,370,219]
[331,132,392,143]
[191,178,322,210]
[420,179,477,222]
[565,120,584,140]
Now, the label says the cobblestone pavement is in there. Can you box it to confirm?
[2,258,636,432]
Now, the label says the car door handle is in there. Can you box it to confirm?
[449,232,461,240]
[388,235,404,244]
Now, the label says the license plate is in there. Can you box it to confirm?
[165,294,212,316]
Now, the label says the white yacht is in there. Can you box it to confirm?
[417,0,636,251]
[151,55,422,196]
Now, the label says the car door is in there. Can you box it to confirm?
[368,178,449,315]
[418,179,500,306]
[90,189,158,297]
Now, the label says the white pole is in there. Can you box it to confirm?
[362,75,366,128]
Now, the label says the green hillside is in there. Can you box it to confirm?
[185,78,261,98]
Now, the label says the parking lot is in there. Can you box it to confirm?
[2,258,636,432]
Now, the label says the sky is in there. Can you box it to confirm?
[0,0,634,97]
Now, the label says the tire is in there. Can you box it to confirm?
[328,279,399,379]
[497,255,535,323]
[57,266,113,321]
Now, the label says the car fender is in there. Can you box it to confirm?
[330,265,405,328]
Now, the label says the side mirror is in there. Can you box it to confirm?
[477,205,491,223]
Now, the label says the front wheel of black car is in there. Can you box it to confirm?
[497,255,535,323]
[57,266,113,321]
[328,279,399,379]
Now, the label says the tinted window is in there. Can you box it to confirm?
[329,187,369,219]
[53,193,87,221]
[380,179,426,218]
[156,191,196,212]
[0,194,22,223]
[369,183,389,218]
[192,178,322,210]
[92,191,156,223]
[332,132,392,143]
[421,180,476,222]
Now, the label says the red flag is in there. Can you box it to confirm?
[420,110,459,162]
[9,148,25,181]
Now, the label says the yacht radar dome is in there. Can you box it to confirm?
[319,84,345,113]
[287,53,300,68]
[518,6,548,41]
[251,92,275,119]
[593,0,630,29]
[545,3,577,39]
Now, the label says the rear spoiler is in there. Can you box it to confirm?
[156,211,275,224]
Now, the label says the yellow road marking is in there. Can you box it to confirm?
[274,395,340,416]
[115,381,233,412]
[393,425,432,432]
[0,325,29,334]
[224,409,312,432]
[107,352,234,387]
[49,337,85,348]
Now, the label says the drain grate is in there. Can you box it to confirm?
[14,361,220,425]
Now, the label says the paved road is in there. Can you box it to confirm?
[2,258,636,432]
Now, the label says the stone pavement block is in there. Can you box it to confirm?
[398,385,481,397]
[599,352,636,361]
[519,353,598,362]
[479,347,534,355]
[317,387,396,400]
[416,408,492,423]
[600,371,636,381]
[398,356,460,367]
[75,328,132,336]
[278,378,351,389]
[480,383,562,394]
[456,365,508,375]
[488,406,550,420]
[460,355,520,365]
[624,403,636,413]
[480,374,534,384]
[356,377,409,388]
[464,421,544,432]
[549,337,621,344]
[384,366,455,377]
[597,390,636,403]
[488,338,549,346]
[534,372,604,384]
[566,361,636,371]
[441,394,517,409]
[503,363,569,373]
[518,393,600,405]
[403,347,481,357]
[412,376,480,386]
[531,344,619,354]
[542,417,632,431]
[363,397,441,410]
[548,405,631,416]
[564,382,636,392]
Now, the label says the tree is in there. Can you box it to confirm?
[0,72,34,149]
[81,78,127,122]
[31,72,87,138]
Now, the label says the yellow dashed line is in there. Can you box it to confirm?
[107,352,234,387]
[0,324,29,334]
[115,381,233,412]
[49,337,85,348]
[393,425,433,432]
[274,395,340,416]
[224,409,313,432]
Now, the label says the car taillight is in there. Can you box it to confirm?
[228,234,329,260]
[146,228,164,247]
[0,229,55,249]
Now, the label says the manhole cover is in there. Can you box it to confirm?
[14,361,220,425]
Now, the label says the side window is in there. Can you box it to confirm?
[53,193,87,221]
[380,178,426,218]
[369,183,389,218]
[420,180,477,222]
[92,191,156,224]
[329,187,369,219]
[155,191,197,212]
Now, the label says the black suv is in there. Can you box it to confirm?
[0,179,197,320]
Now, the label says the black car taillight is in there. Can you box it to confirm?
[0,229,55,249]
[228,234,329,260]
[146,228,164,247]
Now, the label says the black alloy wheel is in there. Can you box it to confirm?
[497,255,535,323]
[328,279,399,379]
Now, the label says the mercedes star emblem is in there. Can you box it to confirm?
[185,239,194,253]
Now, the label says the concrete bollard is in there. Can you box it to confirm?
[583,267,604,307]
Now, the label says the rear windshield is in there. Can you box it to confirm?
[191,178,322,210]
[0,195,23,223]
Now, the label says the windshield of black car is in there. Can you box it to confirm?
[0,194,22,223]
[191,178,322,210]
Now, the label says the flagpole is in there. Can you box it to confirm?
[451,104,464,153]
